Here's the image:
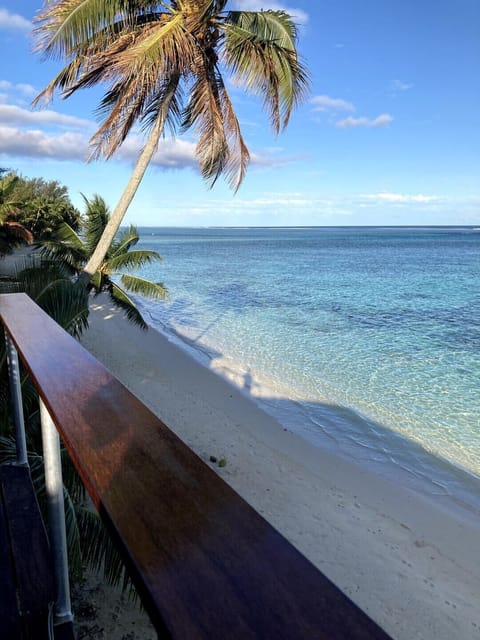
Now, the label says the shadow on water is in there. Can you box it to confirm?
[215,360,480,515]
[130,290,480,515]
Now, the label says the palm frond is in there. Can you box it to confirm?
[0,221,34,245]
[87,19,190,158]
[108,249,162,271]
[184,62,250,190]
[40,222,87,272]
[90,268,103,291]
[34,0,127,61]
[120,274,168,299]
[182,63,229,187]
[108,282,147,329]
[40,283,89,338]
[109,225,140,257]
[223,10,309,132]
[82,194,110,254]
[77,507,134,592]
[64,488,84,580]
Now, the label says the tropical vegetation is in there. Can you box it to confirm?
[34,0,309,282]
[0,183,164,593]
[1,169,82,254]
[10,173,81,239]
[0,171,34,255]
[41,193,168,328]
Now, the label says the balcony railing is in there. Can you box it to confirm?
[1,292,392,639]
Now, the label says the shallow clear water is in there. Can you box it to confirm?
[129,227,480,508]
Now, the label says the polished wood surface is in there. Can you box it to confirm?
[1,293,392,639]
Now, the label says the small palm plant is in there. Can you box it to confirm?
[41,193,167,328]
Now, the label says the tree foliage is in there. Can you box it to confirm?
[0,173,34,255]
[11,173,81,239]
[41,193,168,328]
[34,1,309,281]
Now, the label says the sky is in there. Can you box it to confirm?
[0,0,479,227]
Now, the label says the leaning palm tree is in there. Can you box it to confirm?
[41,194,168,329]
[34,1,309,283]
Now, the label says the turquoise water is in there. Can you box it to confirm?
[130,227,480,508]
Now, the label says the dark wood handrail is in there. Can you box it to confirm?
[0,293,392,639]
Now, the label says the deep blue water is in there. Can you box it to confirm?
[129,227,480,508]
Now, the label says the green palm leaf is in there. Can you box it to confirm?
[34,0,126,61]
[40,221,87,271]
[109,225,140,257]
[82,194,110,254]
[120,273,168,299]
[108,249,162,271]
[223,11,309,132]
[108,281,148,329]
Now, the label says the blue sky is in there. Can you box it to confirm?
[0,1,479,226]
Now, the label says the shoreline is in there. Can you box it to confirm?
[80,296,480,640]
[137,295,480,521]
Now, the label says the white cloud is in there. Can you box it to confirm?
[0,126,88,160]
[0,8,31,31]
[0,122,287,173]
[233,1,308,24]
[311,97,392,130]
[0,125,198,167]
[117,136,198,169]
[15,83,38,97]
[391,79,414,92]
[336,113,393,128]
[359,192,439,204]
[311,95,354,113]
[0,81,37,97]
[159,193,342,220]
[0,104,91,129]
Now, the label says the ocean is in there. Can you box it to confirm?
[129,227,480,511]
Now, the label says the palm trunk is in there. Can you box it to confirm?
[79,81,178,286]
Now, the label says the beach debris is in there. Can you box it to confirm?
[209,455,227,467]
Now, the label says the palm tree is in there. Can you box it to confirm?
[34,1,309,284]
[0,173,33,255]
[41,194,168,329]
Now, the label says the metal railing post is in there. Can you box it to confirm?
[4,333,28,466]
[39,398,74,628]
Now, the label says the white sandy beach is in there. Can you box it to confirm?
[79,297,480,640]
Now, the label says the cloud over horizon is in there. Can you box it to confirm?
[0,115,290,172]
[359,192,439,204]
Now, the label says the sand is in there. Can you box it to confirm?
[77,296,480,640]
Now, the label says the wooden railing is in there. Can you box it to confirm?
[1,293,392,639]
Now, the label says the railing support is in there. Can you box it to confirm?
[39,398,74,628]
[5,333,28,466]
